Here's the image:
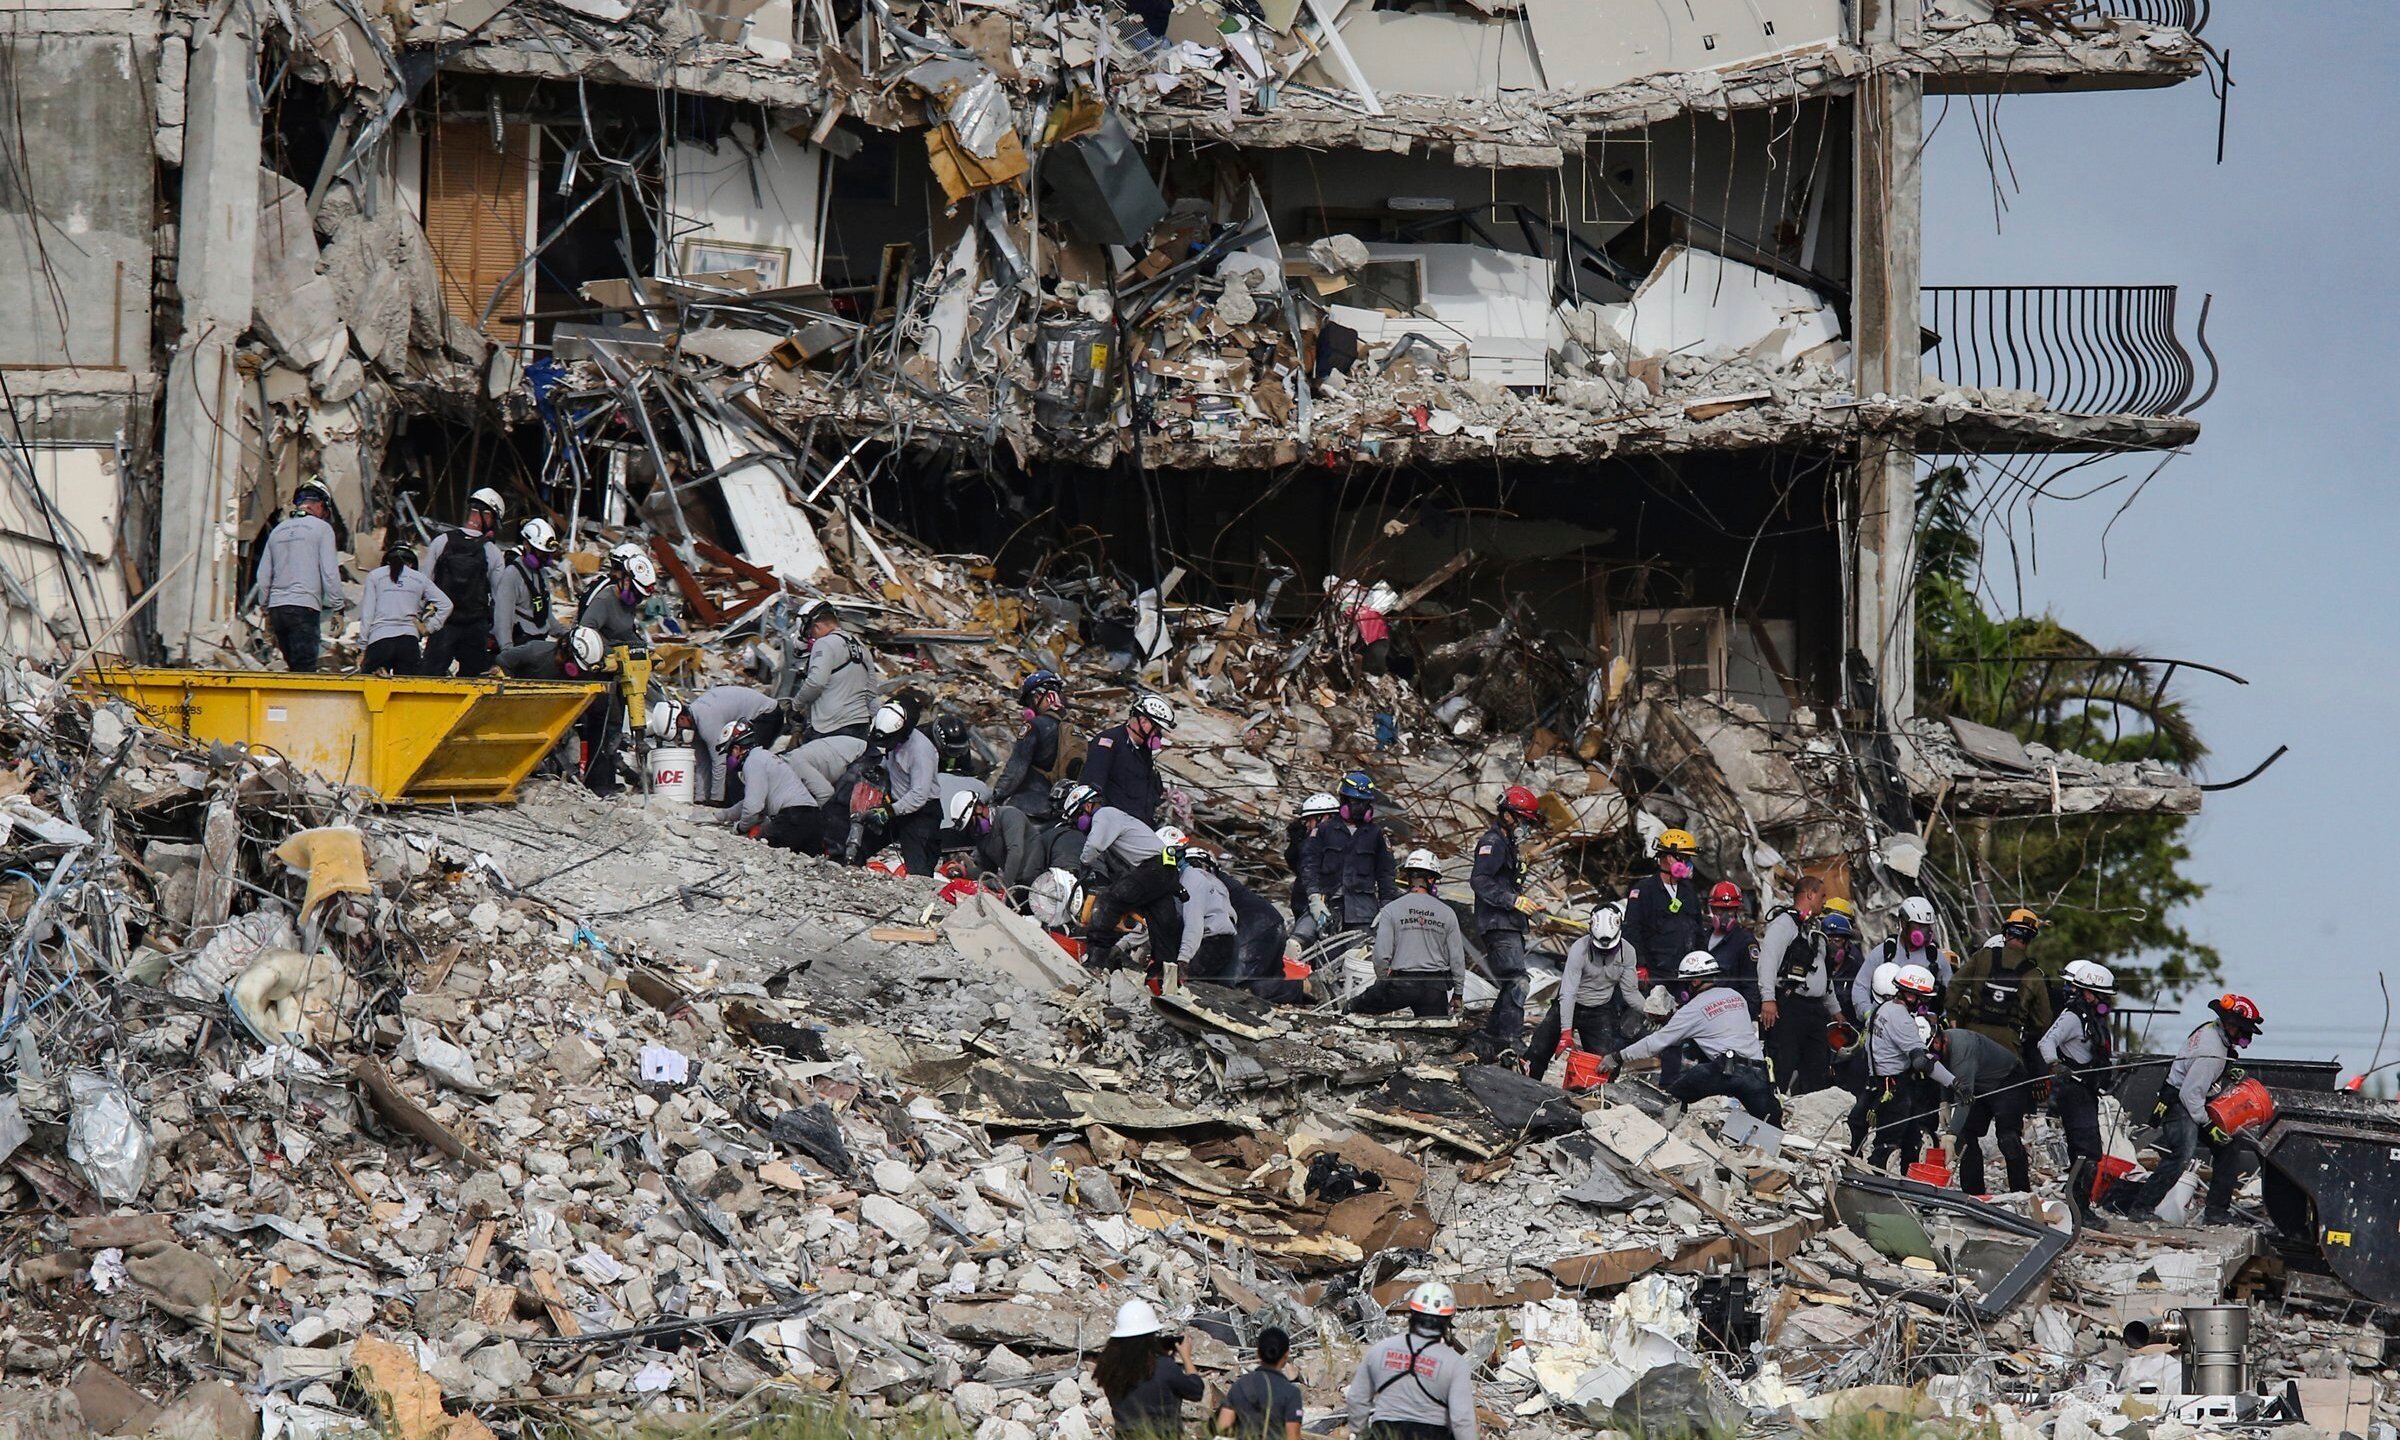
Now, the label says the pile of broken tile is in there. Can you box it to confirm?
[0,669,2385,1439]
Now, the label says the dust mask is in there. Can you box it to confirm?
[1664,858,1692,881]
[1906,927,1929,951]
[1146,734,1166,752]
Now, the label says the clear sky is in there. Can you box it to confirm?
[1920,3,2400,1069]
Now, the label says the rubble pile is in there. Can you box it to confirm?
[0,673,2383,1438]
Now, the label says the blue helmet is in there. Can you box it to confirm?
[1019,669,1063,707]
[1818,911,1856,938]
[1338,770,1375,804]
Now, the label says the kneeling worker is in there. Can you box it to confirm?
[1069,787,1183,970]
[1527,901,1642,1083]
[1351,850,1466,1019]
[712,721,816,851]
[1345,1282,1478,1440]
[1609,952,1783,1124]
[1170,835,1242,982]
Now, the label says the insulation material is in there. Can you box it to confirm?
[692,416,830,583]
[1522,0,1842,92]
[0,446,129,659]
[662,133,827,289]
[1619,244,1841,368]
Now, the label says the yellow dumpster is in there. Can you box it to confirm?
[83,667,604,805]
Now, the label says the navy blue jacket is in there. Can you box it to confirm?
[1469,822,1528,937]
[1306,817,1398,927]
[1224,873,1287,977]
[993,713,1060,816]
[1078,723,1161,825]
[1623,871,1706,976]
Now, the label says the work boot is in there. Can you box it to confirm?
[2066,1162,2112,1232]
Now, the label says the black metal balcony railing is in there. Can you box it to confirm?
[2070,0,2209,34]
[1919,284,2218,418]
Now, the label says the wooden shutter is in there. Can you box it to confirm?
[423,121,535,344]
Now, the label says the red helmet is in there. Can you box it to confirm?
[2211,994,2263,1027]
[1707,881,1742,910]
[1499,785,1539,818]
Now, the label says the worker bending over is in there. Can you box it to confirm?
[2038,960,2119,1231]
[712,721,815,851]
[1353,851,1467,1019]
[1939,1026,2030,1195]
[1609,953,1782,1124]
[1345,1283,1479,1440]
[1067,787,1183,970]
[1526,902,1641,1083]
[650,685,775,805]
[1171,841,1242,981]
[2105,993,2263,1226]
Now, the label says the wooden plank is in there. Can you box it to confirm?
[449,1220,499,1290]
[525,1266,583,1338]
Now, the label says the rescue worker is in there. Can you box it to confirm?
[713,721,816,851]
[357,541,449,675]
[1170,835,1242,982]
[2106,994,2264,1226]
[1468,786,1545,1062]
[1608,953,1782,1124]
[1081,693,1174,825]
[491,517,564,652]
[1068,788,1182,969]
[1940,1025,2031,1195]
[859,697,944,875]
[1623,828,1707,974]
[1756,877,1836,1095]
[1344,1281,1479,1440]
[246,483,344,672]
[420,487,507,677]
[1947,907,2053,1073]
[2038,959,2119,1230]
[1219,864,1306,1004]
[992,670,1077,818]
[1703,881,1757,1015]
[497,624,607,684]
[1037,779,1090,878]
[572,549,656,796]
[1874,896,1957,995]
[950,788,1059,893]
[1304,771,1398,937]
[1353,850,1467,1019]
[1095,1298,1203,1438]
[1850,964,1950,1172]
[650,686,776,805]
[1526,902,1642,1083]
[784,597,879,742]
[1820,899,1867,1022]
[1286,793,1339,940]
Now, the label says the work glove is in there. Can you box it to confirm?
[2148,1096,2172,1126]
[1309,896,1332,926]
[1555,1035,1575,1056]
[1512,895,1544,916]
[1908,1051,1934,1077]
[2205,1124,2233,1149]
[1447,992,1463,1017]
[868,807,892,827]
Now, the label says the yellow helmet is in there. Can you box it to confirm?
[1657,829,1698,855]
[2002,907,2043,943]
[1823,897,1855,919]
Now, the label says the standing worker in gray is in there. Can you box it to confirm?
[1345,1282,1479,1440]
[1351,850,1468,1019]
[246,484,344,672]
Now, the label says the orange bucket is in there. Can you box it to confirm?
[2091,1155,2136,1201]
[1561,1048,1607,1091]
[2206,1077,2277,1136]
[1906,1161,1950,1186]
[1282,957,1313,982]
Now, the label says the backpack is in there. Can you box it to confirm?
[432,531,494,630]
[1044,725,1087,784]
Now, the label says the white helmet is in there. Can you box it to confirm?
[621,552,659,595]
[1894,963,1937,998]
[1365,581,1400,614]
[647,699,684,740]
[944,788,983,828]
[569,626,606,669]
[1913,1015,1936,1048]
[1131,694,1176,730]
[1155,825,1188,848]
[1110,1298,1164,1339]
[1399,848,1441,878]
[1870,960,1900,1001]
[1677,951,1720,981]
[2064,959,2117,995]
[794,596,838,630]
[872,702,909,738]
[1404,1281,1456,1317]
[609,540,646,567]
[1062,783,1099,815]
[1300,792,1339,819]
[1588,903,1624,947]
[1027,868,1086,929]
[519,517,562,555]
[1900,896,1937,926]
[468,486,505,517]
[719,719,752,751]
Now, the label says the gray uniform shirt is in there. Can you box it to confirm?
[578,584,643,650]
[686,686,776,802]
[251,513,343,610]
[1865,999,1954,1084]
[1346,1332,1478,1440]
[490,560,559,647]
[1559,936,1642,1032]
[1081,806,1164,880]
[2164,1022,2232,1124]
[1176,866,1238,964]
[2037,1006,2103,1066]
[726,748,810,830]
[1621,986,1763,1064]
[359,567,451,644]
[790,735,868,804]
[1757,909,1830,1001]
[1940,1028,2023,1112]
[884,731,941,816]
[1371,891,1466,988]
[792,632,878,736]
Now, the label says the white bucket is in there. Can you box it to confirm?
[648,745,697,804]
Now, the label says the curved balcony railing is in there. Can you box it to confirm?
[1919,284,2217,418]
[2072,0,2209,34]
